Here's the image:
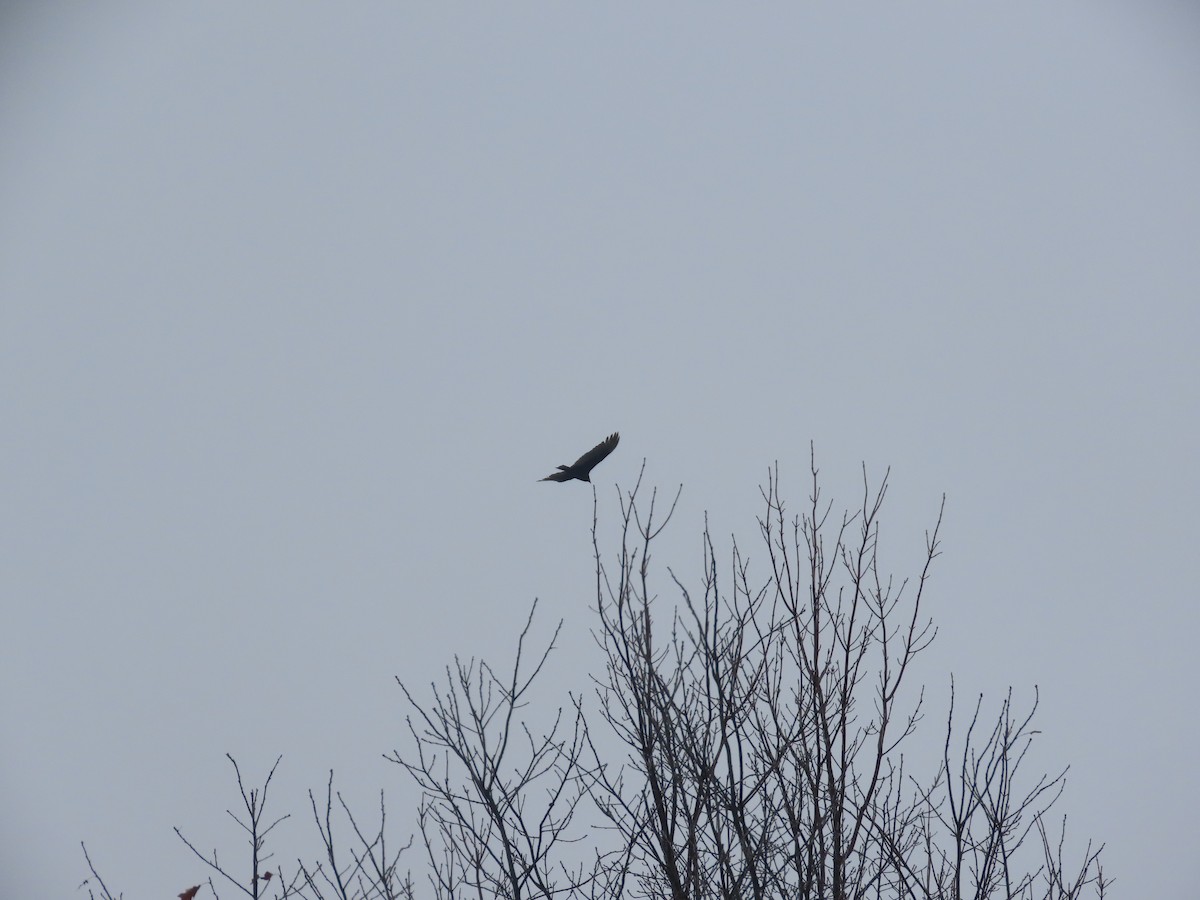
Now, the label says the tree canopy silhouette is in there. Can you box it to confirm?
[81,456,1108,900]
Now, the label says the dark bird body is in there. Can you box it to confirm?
[540,432,620,483]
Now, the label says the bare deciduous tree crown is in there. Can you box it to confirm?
[82,456,1108,900]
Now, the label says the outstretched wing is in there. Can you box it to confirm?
[540,469,575,482]
[571,432,620,475]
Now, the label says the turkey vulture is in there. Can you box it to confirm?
[540,432,620,483]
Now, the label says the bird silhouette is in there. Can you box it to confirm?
[540,433,619,483]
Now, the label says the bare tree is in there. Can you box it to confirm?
[174,754,303,900]
[386,601,601,900]
[581,457,1107,900]
[296,772,415,900]
[83,456,1108,900]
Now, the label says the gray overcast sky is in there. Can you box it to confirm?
[2,4,1197,898]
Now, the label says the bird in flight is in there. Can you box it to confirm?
[540,432,620,483]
